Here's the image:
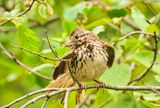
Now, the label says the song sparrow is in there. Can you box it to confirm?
[48,28,115,88]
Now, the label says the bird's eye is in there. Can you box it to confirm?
[75,35,78,39]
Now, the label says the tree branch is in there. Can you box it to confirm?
[0,0,36,26]
[2,88,59,108]
[2,84,160,108]
[0,43,51,80]
[41,97,49,108]
[12,46,68,61]
[44,30,59,58]
[122,18,142,31]
[144,2,157,16]
[113,31,153,46]
[0,17,59,32]
[144,84,160,96]
[64,90,71,108]
[128,32,158,85]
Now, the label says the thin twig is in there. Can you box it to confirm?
[106,22,125,34]
[148,14,160,24]
[76,94,91,108]
[144,2,157,16]
[0,17,59,32]
[144,0,160,24]
[29,17,59,28]
[41,97,49,108]
[2,88,60,108]
[20,92,60,108]
[44,30,59,58]
[0,0,36,26]
[113,31,153,46]
[12,46,68,61]
[144,84,160,96]
[123,18,142,31]
[1,0,34,25]
[128,32,158,85]
[64,90,71,108]
[0,43,51,80]
[2,84,160,108]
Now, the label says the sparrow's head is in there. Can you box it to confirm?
[67,28,97,48]
[70,28,90,40]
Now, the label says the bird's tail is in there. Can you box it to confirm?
[47,73,74,88]
[46,73,84,104]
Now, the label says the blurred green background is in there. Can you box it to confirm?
[0,0,160,108]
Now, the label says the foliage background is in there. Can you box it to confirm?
[0,0,160,108]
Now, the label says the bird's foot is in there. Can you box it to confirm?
[78,82,86,90]
[76,82,86,104]
[99,82,107,88]
[94,79,107,88]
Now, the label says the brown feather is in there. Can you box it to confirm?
[105,45,115,68]
[53,51,73,79]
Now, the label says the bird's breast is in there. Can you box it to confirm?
[71,45,108,82]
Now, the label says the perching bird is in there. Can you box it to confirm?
[47,28,115,89]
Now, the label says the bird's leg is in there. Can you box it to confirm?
[74,78,86,90]
[60,81,75,104]
[61,94,65,104]
[94,79,107,88]
[76,89,83,104]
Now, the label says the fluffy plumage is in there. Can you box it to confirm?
[49,28,115,88]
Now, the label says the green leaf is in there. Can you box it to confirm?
[16,25,41,51]
[68,92,76,108]
[54,0,63,17]
[38,4,48,19]
[95,89,111,105]
[83,5,107,22]
[64,2,85,21]
[142,100,160,108]
[107,8,127,18]
[85,18,111,29]
[12,18,22,27]
[131,7,149,30]
[100,64,131,86]
[46,3,54,15]
[146,24,159,33]
[122,38,142,53]
[154,75,160,83]
[62,20,78,35]
[112,17,123,25]
[92,25,105,35]
[56,47,70,57]
[134,92,160,101]
[107,94,147,108]
[3,9,19,17]
[7,73,17,82]
[131,50,160,74]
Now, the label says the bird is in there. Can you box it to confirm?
[47,28,115,89]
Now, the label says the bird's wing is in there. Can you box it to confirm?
[102,42,115,68]
[52,51,73,79]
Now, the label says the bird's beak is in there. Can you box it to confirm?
[65,40,73,47]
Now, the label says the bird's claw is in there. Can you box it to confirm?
[99,82,107,88]
[94,79,107,88]
[78,83,86,90]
